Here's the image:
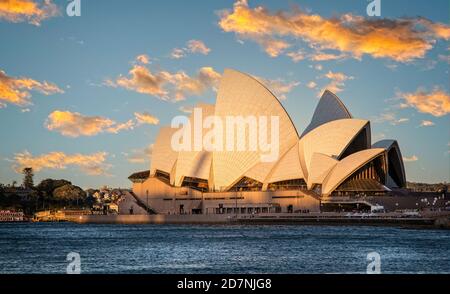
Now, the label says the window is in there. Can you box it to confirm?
[229,177,262,191]
[181,176,209,192]
[268,179,307,191]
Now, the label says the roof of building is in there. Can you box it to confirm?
[299,118,370,179]
[212,69,299,190]
[301,90,352,137]
[174,103,215,186]
[128,170,150,180]
[149,127,179,180]
[322,148,386,196]
[307,153,338,189]
[131,68,406,196]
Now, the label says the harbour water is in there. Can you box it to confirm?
[0,223,449,274]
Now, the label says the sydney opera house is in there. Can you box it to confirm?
[129,69,406,215]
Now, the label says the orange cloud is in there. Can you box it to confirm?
[187,40,211,55]
[218,0,449,62]
[107,119,135,134]
[136,54,150,64]
[309,52,346,61]
[259,38,290,57]
[108,63,221,101]
[170,39,211,59]
[134,111,159,125]
[113,65,169,98]
[166,67,221,101]
[0,0,59,26]
[317,70,353,97]
[0,69,63,107]
[398,88,450,117]
[13,150,110,175]
[46,110,134,137]
[254,75,299,100]
[286,50,305,62]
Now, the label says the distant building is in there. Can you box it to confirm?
[129,69,407,215]
[0,210,24,222]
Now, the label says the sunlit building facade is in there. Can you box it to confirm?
[129,69,406,214]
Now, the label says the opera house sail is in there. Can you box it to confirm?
[128,69,406,215]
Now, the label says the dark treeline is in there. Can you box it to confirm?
[0,168,94,215]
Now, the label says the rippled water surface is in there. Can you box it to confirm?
[0,223,449,273]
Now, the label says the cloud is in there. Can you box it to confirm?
[419,120,435,127]
[13,150,110,175]
[306,81,317,89]
[166,67,221,101]
[309,51,346,61]
[134,111,159,125]
[0,69,63,107]
[396,118,409,124]
[107,62,221,102]
[179,105,193,114]
[286,50,305,62]
[186,40,211,55]
[397,87,450,117]
[0,0,59,26]
[254,76,299,100]
[373,112,409,125]
[317,70,353,96]
[126,144,153,164]
[136,54,150,64]
[170,39,211,59]
[46,110,134,137]
[259,38,290,57]
[403,155,418,162]
[218,0,450,62]
[170,48,186,59]
[107,119,135,134]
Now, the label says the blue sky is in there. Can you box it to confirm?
[0,0,449,189]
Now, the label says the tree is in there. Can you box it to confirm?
[36,178,71,196]
[53,184,86,202]
[22,167,34,189]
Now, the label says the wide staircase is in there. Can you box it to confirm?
[122,191,157,214]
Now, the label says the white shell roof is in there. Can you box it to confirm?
[173,103,215,185]
[298,118,370,179]
[145,69,406,197]
[149,126,179,176]
[307,153,338,189]
[264,141,304,184]
[212,69,299,191]
[301,90,352,137]
[321,148,385,196]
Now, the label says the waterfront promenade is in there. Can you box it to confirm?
[70,211,450,228]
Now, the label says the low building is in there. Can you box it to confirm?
[0,210,24,222]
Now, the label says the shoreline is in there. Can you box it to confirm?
[58,213,450,229]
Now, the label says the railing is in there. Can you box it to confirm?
[128,191,157,214]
